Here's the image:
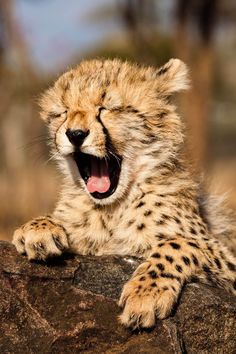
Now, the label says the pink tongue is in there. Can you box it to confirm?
[87,158,111,194]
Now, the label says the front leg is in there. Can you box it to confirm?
[119,236,236,329]
[12,215,69,260]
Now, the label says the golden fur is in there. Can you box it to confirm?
[13,58,236,328]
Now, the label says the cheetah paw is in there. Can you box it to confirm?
[12,217,69,260]
[118,278,179,329]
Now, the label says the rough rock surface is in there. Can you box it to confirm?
[0,240,235,354]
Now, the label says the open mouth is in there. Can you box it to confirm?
[73,151,122,199]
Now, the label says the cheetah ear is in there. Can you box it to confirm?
[154,58,190,96]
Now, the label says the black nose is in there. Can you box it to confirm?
[66,129,89,147]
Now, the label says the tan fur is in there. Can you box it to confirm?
[12,58,236,329]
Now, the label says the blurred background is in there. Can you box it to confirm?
[0,0,236,241]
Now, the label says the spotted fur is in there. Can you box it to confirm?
[12,58,236,329]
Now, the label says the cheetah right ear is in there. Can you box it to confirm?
[154,58,190,96]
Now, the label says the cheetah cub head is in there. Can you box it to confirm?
[40,58,189,205]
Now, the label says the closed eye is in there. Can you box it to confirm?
[97,106,124,118]
[48,110,67,121]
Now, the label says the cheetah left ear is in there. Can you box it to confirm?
[154,58,190,96]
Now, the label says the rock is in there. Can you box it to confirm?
[0,240,235,354]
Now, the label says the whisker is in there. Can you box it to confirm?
[32,152,49,165]
[43,151,60,166]
[17,136,51,151]
[108,150,122,167]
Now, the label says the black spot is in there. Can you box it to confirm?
[200,229,206,235]
[214,258,222,269]
[190,275,200,283]
[152,252,161,258]
[162,214,170,220]
[233,280,236,290]
[171,286,177,292]
[151,282,157,287]
[144,210,152,217]
[162,286,169,291]
[207,245,214,254]
[170,242,181,250]
[159,112,167,119]
[149,270,158,279]
[160,273,181,282]
[155,233,165,239]
[41,222,47,226]
[203,264,212,274]
[137,223,145,230]
[156,263,165,271]
[219,251,226,260]
[188,242,199,249]
[227,262,236,272]
[136,201,145,208]
[155,202,163,207]
[165,255,173,263]
[176,202,182,209]
[158,242,165,247]
[175,264,183,273]
[100,217,106,229]
[82,218,89,228]
[137,285,142,290]
[126,105,139,114]
[189,227,197,235]
[182,256,190,266]
[139,276,146,281]
[191,254,199,266]
[156,219,166,225]
[173,217,181,224]
[127,219,135,227]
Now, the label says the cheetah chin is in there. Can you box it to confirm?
[73,151,122,199]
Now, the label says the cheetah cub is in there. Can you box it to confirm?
[13,58,236,329]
